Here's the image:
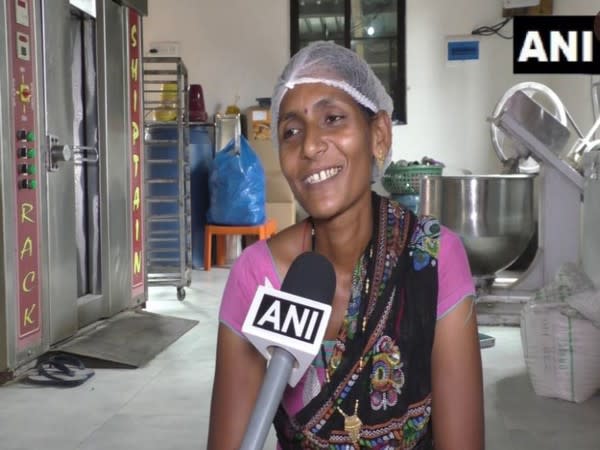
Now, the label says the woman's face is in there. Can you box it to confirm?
[277,83,389,220]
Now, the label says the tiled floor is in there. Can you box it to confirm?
[0,268,599,450]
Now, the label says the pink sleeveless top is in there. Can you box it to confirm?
[218,225,474,421]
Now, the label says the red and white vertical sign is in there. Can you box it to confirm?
[128,9,144,297]
[10,0,42,348]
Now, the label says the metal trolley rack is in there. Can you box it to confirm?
[142,57,191,300]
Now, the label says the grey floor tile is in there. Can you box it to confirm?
[484,412,513,450]
[75,414,207,450]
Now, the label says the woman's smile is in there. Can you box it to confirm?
[303,165,343,185]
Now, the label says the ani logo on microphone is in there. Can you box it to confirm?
[241,281,332,387]
[513,13,600,74]
[252,294,325,343]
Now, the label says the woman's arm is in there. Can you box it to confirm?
[431,297,484,450]
[207,324,266,450]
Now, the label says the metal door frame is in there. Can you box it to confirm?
[40,0,141,338]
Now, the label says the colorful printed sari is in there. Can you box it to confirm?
[274,192,440,449]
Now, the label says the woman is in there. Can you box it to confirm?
[208,41,484,450]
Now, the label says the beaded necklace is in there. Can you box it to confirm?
[310,219,373,446]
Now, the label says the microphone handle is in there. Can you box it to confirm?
[239,348,295,450]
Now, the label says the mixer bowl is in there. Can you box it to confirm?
[419,174,536,277]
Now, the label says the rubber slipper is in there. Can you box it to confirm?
[26,354,94,387]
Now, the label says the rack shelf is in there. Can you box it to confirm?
[142,57,191,301]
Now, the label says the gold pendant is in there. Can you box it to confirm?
[338,399,362,444]
[343,413,362,444]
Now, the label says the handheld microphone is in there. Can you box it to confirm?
[239,251,336,450]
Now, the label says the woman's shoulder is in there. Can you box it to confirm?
[433,222,467,263]
[266,220,311,272]
[222,239,273,290]
[237,237,271,261]
[411,213,460,246]
[438,223,459,239]
[407,213,468,273]
[268,220,308,248]
[219,238,281,333]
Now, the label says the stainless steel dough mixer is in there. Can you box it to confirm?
[421,81,597,325]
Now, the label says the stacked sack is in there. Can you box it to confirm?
[520,263,600,403]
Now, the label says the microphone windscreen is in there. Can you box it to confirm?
[280,252,336,306]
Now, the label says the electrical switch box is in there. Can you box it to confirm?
[446,37,480,63]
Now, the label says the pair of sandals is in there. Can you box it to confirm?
[26,354,95,387]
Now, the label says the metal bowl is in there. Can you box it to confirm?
[419,174,536,277]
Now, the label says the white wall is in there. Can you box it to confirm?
[143,0,289,117]
[396,0,515,175]
[143,0,599,175]
[396,0,599,175]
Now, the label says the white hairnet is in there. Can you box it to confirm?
[271,41,394,149]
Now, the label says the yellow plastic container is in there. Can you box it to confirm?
[154,82,178,121]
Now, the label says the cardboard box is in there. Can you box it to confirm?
[250,138,280,172]
[246,111,296,232]
[247,106,272,141]
[267,202,296,232]
[266,174,294,203]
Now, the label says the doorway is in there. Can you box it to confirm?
[71,12,101,299]
[41,1,106,344]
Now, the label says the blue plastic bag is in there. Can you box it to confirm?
[207,135,266,225]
